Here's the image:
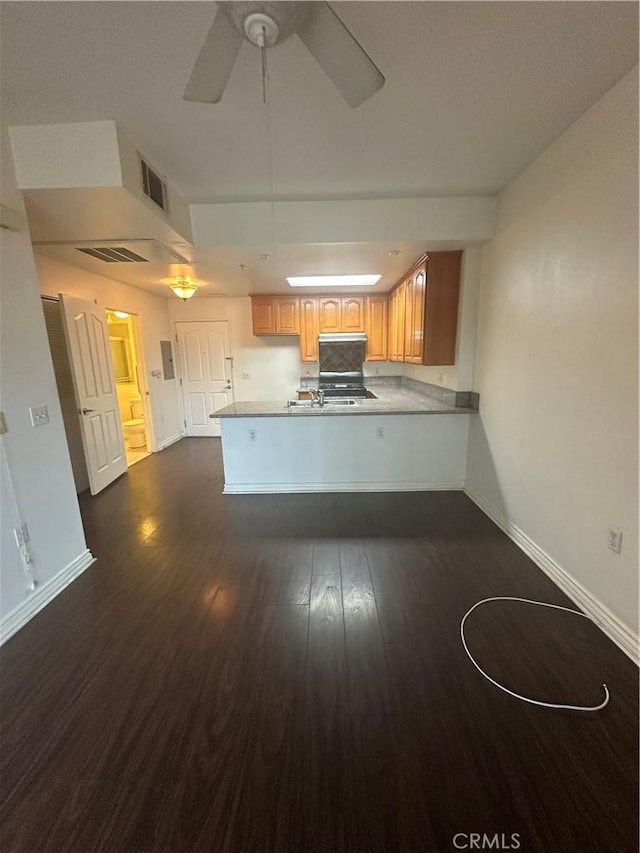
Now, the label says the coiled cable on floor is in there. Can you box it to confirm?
[460,597,610,711]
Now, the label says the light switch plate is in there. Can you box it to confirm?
[29,405,49,427]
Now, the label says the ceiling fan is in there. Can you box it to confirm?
[183,1,385,108]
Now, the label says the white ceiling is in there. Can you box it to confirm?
[2,1,638,296]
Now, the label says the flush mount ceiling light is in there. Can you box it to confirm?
[286,275,381,287]
[113,311,129,319]
[170,280,198,301]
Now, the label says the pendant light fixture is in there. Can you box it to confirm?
[170,279,198,301]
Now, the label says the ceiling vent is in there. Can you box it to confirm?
[140,157,168,212]
[77,246,149,263]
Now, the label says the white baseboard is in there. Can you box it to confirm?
[464,487,639,665]
[0,549,95,646]
[158,432,183,451]
[224,481,465,494]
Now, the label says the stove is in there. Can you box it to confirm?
[318,383,368,399]
[318,333,367,397]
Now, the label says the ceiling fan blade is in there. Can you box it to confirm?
[183,9,243,103]
[297,2,385,108]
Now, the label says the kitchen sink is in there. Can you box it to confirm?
[286,398,360,410]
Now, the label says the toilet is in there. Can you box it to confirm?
[122,397,146,449]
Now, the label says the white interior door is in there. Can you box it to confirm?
[60,293,127,494]
[176,321,234,437]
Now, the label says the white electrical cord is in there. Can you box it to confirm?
[460,597,609,711]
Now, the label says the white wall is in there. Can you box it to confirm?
[466,68,639,637]
[168,297,303,402]
[36,256,183,450]
[0,129,89,624]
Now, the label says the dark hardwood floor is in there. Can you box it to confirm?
[0,438,637,852]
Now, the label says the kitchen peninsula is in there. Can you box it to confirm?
[215,378,479,494]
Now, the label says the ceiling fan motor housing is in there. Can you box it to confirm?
[221,1,313,46]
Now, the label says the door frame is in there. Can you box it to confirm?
[174,319,235,437]
[106,307,157,453]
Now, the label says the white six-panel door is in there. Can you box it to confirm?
[60,293,127,494]
[176,321,234,437]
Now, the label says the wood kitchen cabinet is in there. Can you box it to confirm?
[387,251,461,366]
[342,297,366,332]
[365,295,387,361]
[250,296,300,335]
[422,251,461,365]
[318,296,365,334]
[317,297,342,333]
[299,297,319,362]
[388,281,406,362]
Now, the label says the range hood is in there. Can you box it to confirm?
[318,333,367,343]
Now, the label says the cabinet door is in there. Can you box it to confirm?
[299,297,318,362]
[423,251,462,365]
[407,267,426,363]
[365,295,388,361]
[403,277,414,360]
[342,297,365,332]
[276,298,300,334]
[251,297,276,335]
[318,298,342,333]
[396,281,407,361]
[387,290,396,361]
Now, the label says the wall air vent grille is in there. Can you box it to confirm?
[140,157,168,212]
[76,247,149,263]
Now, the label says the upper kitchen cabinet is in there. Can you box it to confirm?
[405,264,427,364]
[342,297,366,332]
[423,251,461,365]
[365,295,388,361]
[299,297,319,362]
[388,281,406,362]
[318,296,365,333]
[388,251,461,366]
[318,297,342,333]
[251,296,300,335]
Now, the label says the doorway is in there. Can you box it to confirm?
[106,309,151,467]
[175,321,234,438]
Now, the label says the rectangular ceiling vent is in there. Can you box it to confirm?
[140,157,168,212]
[76,246,149,263]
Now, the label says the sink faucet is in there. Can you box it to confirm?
[308,388,318,405]
[318,389,325,407]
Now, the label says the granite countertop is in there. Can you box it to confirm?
[215,378,479,418]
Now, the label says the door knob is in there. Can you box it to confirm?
[80,407,95,415]
[224,384,232,390]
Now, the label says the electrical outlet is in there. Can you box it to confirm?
[249,429,257,442]
[376,427,384,439]
[29,405,49,427]
[608,528,622,554]
[375,368,380,375]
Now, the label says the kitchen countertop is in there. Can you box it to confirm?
[215,383,479,418]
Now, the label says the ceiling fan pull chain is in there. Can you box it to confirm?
[261,27,268,104]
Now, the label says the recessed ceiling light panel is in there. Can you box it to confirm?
[286,275,381,288]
